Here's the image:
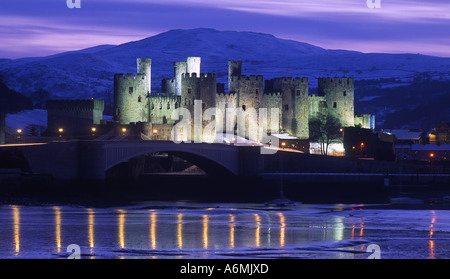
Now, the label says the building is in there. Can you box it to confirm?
[429,121,450,145]
[47,99,104,137]
[395,144,450,162]
[380,129,426,145]
[113,57,373,144]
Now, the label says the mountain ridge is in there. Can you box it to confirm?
[0,28,449,99]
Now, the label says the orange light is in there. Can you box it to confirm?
[352,146,356,150]
[430,153,435,158]
[153,129,158,134]
[58,128,64,133]
[91,127,96,132]
[361,142,364,146]
[122,128,127,133]
[17,129,22,134]
[281,142,286,147]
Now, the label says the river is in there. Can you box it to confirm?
[0,201,449,259]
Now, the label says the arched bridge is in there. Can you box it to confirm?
[14,141,264,180]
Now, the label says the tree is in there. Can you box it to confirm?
[309,114,342,155]
[0,77,33,144]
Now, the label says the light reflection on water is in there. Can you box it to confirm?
[0,204,447,259]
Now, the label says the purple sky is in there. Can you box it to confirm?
[1,0,450,58]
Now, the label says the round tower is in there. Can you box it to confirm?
[114,73,149,124]
[136,58,152,94]
[186,57,201,76]
[318,77,355,127]
[174,61,187,96]
[228,61,242,93]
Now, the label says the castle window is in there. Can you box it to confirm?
[242,105,246,111]
[167,102,170,109]
[175,102,179,109]
[333,102,337,108]
[255,89,259,95]
[116,108,120,116]
[129,87,133,94]
[296,89,301,96]
[188,88,192,94]
[138,96,142,102]
[151,103,154,110]
[284,105,289,111]
[343,91,347,96]
[159,103,162,110]
[202,103,206,109]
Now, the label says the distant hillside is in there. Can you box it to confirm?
[1,28,449,129]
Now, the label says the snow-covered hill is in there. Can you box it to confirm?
[1,28,450,100]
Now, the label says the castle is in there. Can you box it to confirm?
[113,57,374,144]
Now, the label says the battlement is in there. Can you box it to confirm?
[114,73,148,81]
[263,92,282,96]
[181,73,217,80]
[47,99,104,111]
[269,77,308,83]
[230,75,264,82]
[318,77,354,85]
[148,95,181,103]
[162,78,175,83]
[216,92,237,97]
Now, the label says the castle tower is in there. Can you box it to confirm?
[174,61,187,96]
[318,77,355,127]
[136,58,152,94]
[114,73,150,124]
[186,57,201,76]
[265,77,309,139]
[228,61,242,93]
[181,73,217,142]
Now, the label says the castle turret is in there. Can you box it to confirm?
[136,58,152,94]
[174,61,187,96]
[186,57,201,76]
[228,61,242,93]
[318,77,355,127]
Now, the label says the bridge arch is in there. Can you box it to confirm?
[101,142,240,178]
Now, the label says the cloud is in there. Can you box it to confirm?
[0,0,449,58]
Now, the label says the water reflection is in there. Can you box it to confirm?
[53,207,61,253]
[149,211,157,250]
[87,208,95,250]
[429,210,436,259]
[278,212,285,247]
[117,209,126,249]
[202,215,209,249]
[254,214,261,247]
[229,215,235,249]
[11,206,20,255]
[177,213,183,249]
[1,205,389,258]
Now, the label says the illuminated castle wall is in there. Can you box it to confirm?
[113,57,374,142]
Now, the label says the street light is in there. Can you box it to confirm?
[281,142,286,149]
[91,127,97,132]
[153,129,158,134]
[17,129,22,142]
